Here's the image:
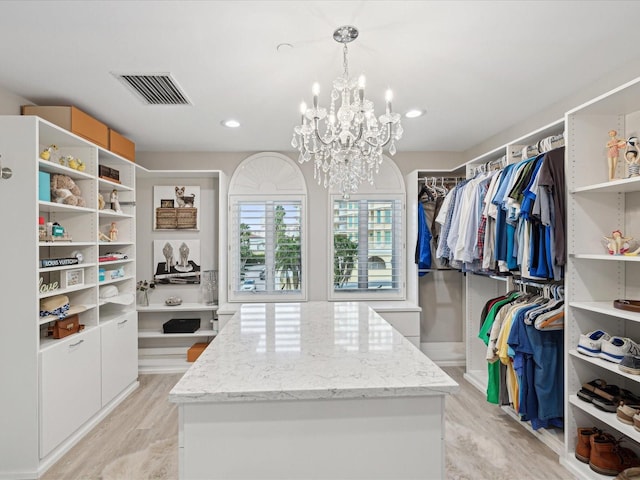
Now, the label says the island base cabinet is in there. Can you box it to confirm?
[101,312,138,406]
[179,395,445,480]
[39,328,101,458]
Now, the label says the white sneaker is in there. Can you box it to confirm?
[600,336,640,363]
[577,330,611,357]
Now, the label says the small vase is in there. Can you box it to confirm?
[139,290,149,307]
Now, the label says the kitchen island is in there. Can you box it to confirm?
[169,302,459,479]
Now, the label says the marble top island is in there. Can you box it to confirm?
[169,301,458,403]
[170,301,458,479]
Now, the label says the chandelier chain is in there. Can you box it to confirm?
[342,44,349,78]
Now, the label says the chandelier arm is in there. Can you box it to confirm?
[312,118,336,147]
[363,122,393,148]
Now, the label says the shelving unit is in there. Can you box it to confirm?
[0,115,138,478]
[562,76,640,478]
[137,303,218,373]
[461,118,567,456]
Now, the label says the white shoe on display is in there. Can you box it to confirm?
[600,336,640,363]
[577,330,611,357]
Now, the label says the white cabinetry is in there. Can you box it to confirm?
[137,304,218,373]
[0,115,138,478]
[563,77,640,478]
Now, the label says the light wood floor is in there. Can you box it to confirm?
[42,367,575,480]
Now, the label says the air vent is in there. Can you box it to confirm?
[114,73,191,105]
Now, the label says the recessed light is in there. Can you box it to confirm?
[405,109,425,119]
[222,119,241,128]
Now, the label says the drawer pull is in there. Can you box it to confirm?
[69,339,84,348]
[117,319,128,325]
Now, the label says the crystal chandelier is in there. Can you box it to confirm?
[291,25,403,198]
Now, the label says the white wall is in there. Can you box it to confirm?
[0,87,31,114]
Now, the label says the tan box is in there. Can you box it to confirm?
[187,342,209,362]
[156,208,177,229]
[176,208,197,229]
[109,128,135,162]
[21,105,109,148]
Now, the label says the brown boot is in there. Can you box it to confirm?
[576,427,600,463]
[590,433,640,475]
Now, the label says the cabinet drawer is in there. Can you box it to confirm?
[101,312,138,406]
[22,105,109,148]
[39,328,101,458]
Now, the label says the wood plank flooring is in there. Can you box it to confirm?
[42,367,576,479]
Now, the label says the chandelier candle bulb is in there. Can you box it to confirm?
[312,83,320,108]
[385,89,393,114]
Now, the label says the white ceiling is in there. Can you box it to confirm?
[1,0,640,153]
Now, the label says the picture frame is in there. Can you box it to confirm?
[153,185,200,230]
[61,268,84,289]
[153,239,201,284]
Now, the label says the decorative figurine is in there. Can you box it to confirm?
[109,222,118,242]
[604,230,632,255]
[607,130,627,181]
[110,189,122,213]
[626,137,640,178]
[39,144,58,161]
[97,193,105,210]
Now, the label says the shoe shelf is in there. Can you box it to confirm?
[569,350,640,384]
[569,395,640,444]
[561,455,615,480]
[571,302,640,323]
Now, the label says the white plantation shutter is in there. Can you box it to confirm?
[331,195,404,299]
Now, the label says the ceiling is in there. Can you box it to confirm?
[1,0,640,153]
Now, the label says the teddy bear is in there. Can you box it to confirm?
[51,174,86,207]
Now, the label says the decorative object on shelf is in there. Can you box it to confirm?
[100,284,135,305]
[109,221,118,241]
[110,189,122,213]
[39,144,58,161]
[98,164,120,183]
[39,294,87,320]
[153,185,200,230]
[614,299,640,312]
[107,266,125,280]
[164,296,183,306]
[40,221,72,242]
[154,239,201,284]
[47,314,84,339]
[626,137,640,178]
[62,155,85,171]
[38,171,51,201]
[50,173,86,207]
[187,342,209,362]
[40,256,80,268]
[201,270,218,305]
[136,280,155,306]
[38,276,59,294]
[607,130,627,181]
[604,230,633,255]
[60,268,84,289]
[291,25,403,199]
[97,192,105,210]
[163,317,200,334]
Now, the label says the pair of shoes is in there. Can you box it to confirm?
[580,380,640,413]
[602,337,640,364]
[616,467,640,479]
[578,330,611,357]
[620,354,640,375]
[576,427,600,463]
[589,432,640,475]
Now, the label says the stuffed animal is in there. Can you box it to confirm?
[51,174,86,207]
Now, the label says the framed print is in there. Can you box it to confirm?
[153,185,200,230]
[62,268,84,289]
[153,239,201,284]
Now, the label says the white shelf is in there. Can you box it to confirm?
[98,210,134,219]
[571,253,640,262]
[99,275,135,286]
[560,456,614,480]
[572,176,640,194]
[570,301,640,322]
[38,282,97,299]
[98,177,133,191]
[38,159,94,181]
[137,303,218,313]
[98,258,134,267]
[39,303,98,325]
[39,241,94,247]
[99,241,134,247]
[138,329,217,339]
[39,324,100,352]
[137,355,193,374]
[569,395,640,444]
[569,349,640,384]
[38,200,95,214]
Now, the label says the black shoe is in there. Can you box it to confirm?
[620,355,640,375]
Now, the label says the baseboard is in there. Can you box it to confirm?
[420,341,465,366]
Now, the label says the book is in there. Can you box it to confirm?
[40,257,79,268]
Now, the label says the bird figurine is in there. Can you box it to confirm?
[39,144,58,161]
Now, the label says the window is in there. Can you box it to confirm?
[331,196,403,298]
[231,198,304,298]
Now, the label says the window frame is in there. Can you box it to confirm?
[328,193,405,301]
[229,194,307,303]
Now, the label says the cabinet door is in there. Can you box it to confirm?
[39,328,101,458]
[101,311,138,406]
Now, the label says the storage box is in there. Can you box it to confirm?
[187,342,209,362]
[155,208,177,229]
[163,318,200,334]
[109,129,135,162]
[38,171,51,202]
[21,105,109,148]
